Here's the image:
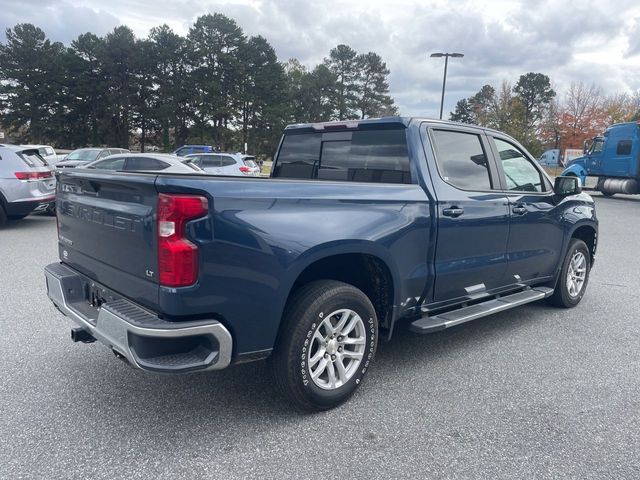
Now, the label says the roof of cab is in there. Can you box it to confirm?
[284,116,502,134]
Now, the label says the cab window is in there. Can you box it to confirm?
[430,130,493,190]
[492,138,545,193]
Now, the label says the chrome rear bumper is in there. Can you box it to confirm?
[44,263,233,373]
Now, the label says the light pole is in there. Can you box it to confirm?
[430,52,464,120]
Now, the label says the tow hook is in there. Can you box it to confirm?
[70,327,96,344]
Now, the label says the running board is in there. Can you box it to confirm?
[410,287,554,334]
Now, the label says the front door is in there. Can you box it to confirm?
[586,137,605,176]
[424,127,511,303]
[489,136,565,284]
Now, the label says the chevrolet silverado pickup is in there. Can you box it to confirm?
[45,118,598,411]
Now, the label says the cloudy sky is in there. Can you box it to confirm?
[1,0,639,116]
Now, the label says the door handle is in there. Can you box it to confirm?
[512,205,527,215]
[442,206,464,218]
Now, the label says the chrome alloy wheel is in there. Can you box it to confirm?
[307,309,366,390]
[566,251,587,297]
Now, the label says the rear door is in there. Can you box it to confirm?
[56,170,160,308]
[423,125,510,303]
[488,136,564,284]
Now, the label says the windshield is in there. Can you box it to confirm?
[66,149,101,162]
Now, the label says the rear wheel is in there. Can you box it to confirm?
[0,204,6,227]
[269,280,378,411]
[548,239,591,308]
[601,191,615,197]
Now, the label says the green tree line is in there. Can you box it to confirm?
[0,14,396,156]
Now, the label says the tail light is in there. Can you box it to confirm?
[15,171,53,180]
[239,166,252,174]
[157,193,208,287]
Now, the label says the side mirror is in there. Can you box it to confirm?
[554,176,582,196]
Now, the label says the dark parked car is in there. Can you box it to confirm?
[56,148,129,169]
[173,145,214,157]
[45,117,597,411]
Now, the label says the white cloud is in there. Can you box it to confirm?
[1,0,639,116]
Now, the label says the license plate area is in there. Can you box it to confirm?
[88,283,109,308]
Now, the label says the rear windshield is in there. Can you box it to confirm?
[244,159,258,168]
[273,129,411,184]
[17,150,48,167]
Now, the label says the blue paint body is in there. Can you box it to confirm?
[55,118,598,360]
[562,122,640,187]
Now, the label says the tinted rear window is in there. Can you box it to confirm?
[126,157,168,170]
[273,129,411,184]
[220,157,236,167]
[617,140,632,155]
[17,150,48,168]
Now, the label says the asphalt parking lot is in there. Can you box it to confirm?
[1,194,639,479]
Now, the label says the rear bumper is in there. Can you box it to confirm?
[7,196,56,215]
[44,262,233,373]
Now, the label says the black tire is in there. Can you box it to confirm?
[548,239,591,308]
[601,191,615,197]
[269,280,378,411]
[0,204,6,227]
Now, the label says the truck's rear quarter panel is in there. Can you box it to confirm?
[55,168,432,358]
[155,175,432,355]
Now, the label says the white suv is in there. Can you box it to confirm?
[184,153,261,176]
[0,145,56,226]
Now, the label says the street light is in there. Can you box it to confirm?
[430,52,464,120]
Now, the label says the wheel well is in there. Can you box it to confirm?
[572,225,596,263]
[289,254,394,329]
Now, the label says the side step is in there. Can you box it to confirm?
[410,287,554,334]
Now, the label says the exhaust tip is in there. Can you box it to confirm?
[70,327,96,344]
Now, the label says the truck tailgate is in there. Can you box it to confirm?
[56,170,159,309]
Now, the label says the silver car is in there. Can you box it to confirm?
[56,148,130,169]
[184,152,261,176]
[82,153,205,174]
[0,144,56,226]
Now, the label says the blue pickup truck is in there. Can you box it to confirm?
[44,117,598,410]
[562,121,640,196]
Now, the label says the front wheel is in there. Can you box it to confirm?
[548,239,591,308]
[269,280,378,411]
